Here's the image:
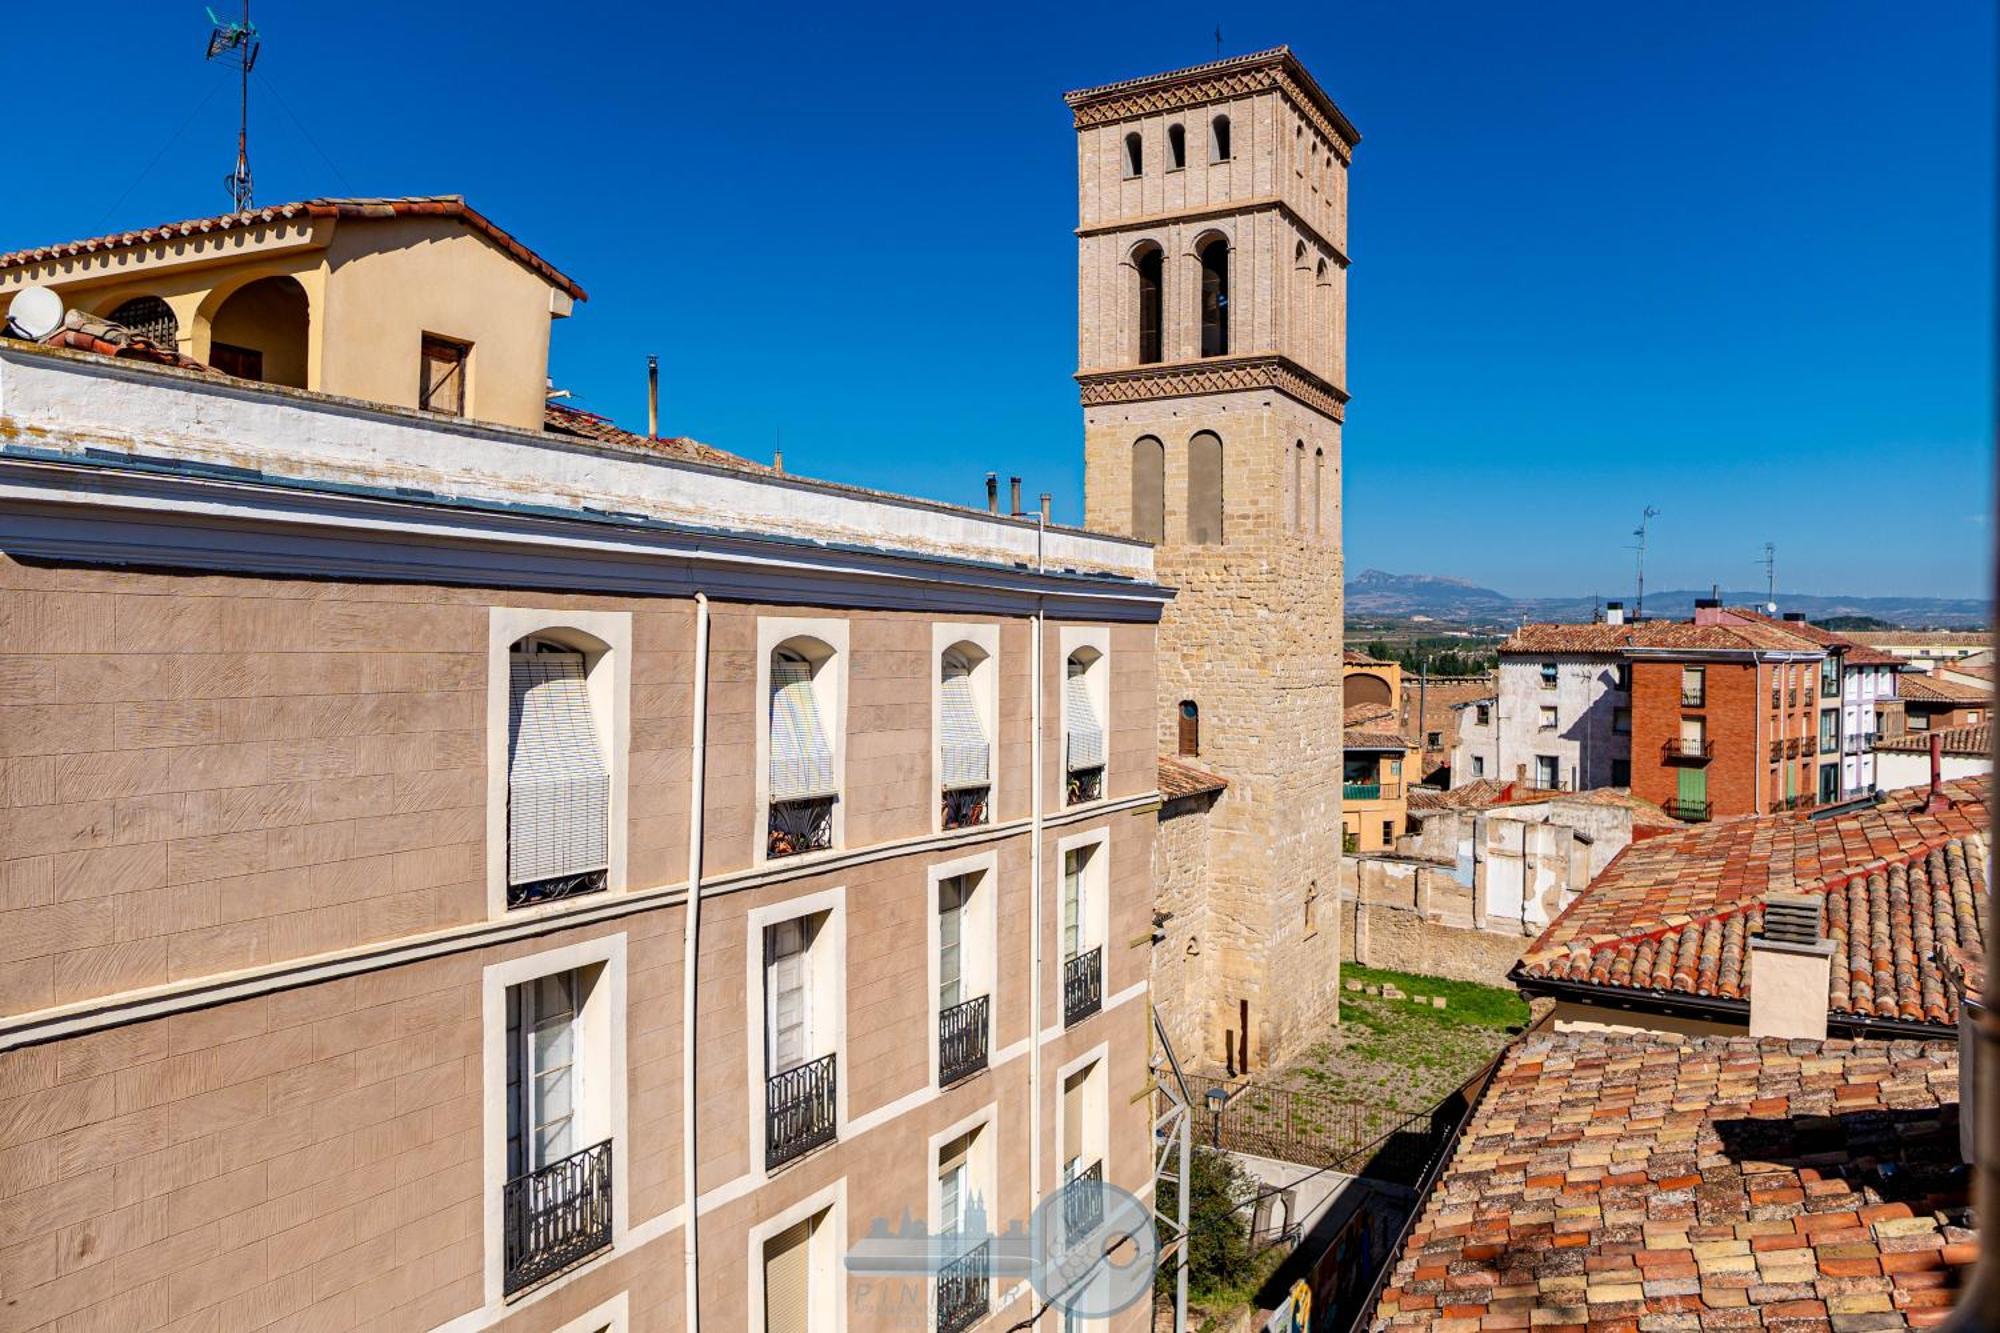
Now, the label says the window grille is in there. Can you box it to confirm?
[770,650,837,801]
[508,650,609,894]
[107,295,178,346]
[939,654,989,790]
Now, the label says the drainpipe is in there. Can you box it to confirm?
[1029,515,1047,1211]
[680,592,711,1333]
[1939,510,1998,1331]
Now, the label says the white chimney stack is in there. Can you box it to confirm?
[1747,893,1834,1040]
[1604,601,1626,626]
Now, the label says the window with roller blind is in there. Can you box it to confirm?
[1064,647,1108,806]
[763,1214,815,1333]
[766,635,841,860]
[937,637,995,831]
[506,634,611,909]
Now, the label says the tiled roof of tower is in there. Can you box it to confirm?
[1522,780,1987,961]
[0,197,588,299]
[1061,46,1361,147]
[1876,725,1991,758]
[1158,756,1229,801]
[1897,674,1989,705]
[1369,1031,1973,1333]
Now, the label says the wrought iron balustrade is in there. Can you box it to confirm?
[940,784,990,831]
[1061,1160,1105,1244]
[768,796,834,859]
[502,1139,614,1295]
[1666,798,1712,823]
[1661,738,1712,763]
[938,994,990,1086]
[1681,690,1706,707]
[1063,947,1102,1027]
[935,1239,992,1333]
[507,868,608,911]
[767,1052,838,1170]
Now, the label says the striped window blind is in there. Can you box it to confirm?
[770,651,837,801]
[508,651,609,887]
[1065,660,1105,772]
[763,1217,812,1333]
[939,653,990,790]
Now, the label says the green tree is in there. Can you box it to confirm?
[1155,1147,1255,1299]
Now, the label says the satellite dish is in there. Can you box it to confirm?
[5,286,64,341]
[1766,602,1778,614]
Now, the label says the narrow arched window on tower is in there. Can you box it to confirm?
[1168,123,1186,170]
[1312,447,1326,541]
[1134,244,1163,365]
[1292,441,1305,533]
[1210,114,1232,163]
[1187,431,1223,545]
[1130,435,1165,544]
[1197,237,1229,358]
[1123,132,1143,178]
[1178,701,1200,756]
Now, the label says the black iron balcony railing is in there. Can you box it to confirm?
[935,1239,992,1333]
[502,1139,614,1295]
[1771,690,1782,710]
[1066,765,1104,806]
[767,1052,838,1171]
[1661,738,1712,764]
[768,797,834,860]
[507,868,609,911]
[1061,1160,1106,1244]
[1666,798,1712,823]
[939,994,990,1086]
[941,785,990,831]
[1063,947,1103,1027]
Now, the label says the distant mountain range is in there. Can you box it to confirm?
[1346,569,1990,628]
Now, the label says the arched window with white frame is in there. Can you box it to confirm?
[506,631,612,908]
[1064,647,1107,806]
[939,641,994,830]
[769,638,839,858]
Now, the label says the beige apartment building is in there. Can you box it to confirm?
[1069,47,1355,1069]
[0,203,1168,1330]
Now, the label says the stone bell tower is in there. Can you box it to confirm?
[1065,48,1356,1069]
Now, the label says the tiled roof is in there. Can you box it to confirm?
[543,401,767,472]
[1158,755,1228,801]
[1524,835,1987,1026]
[1346,729,1411,751]
[1501,621,1826,657]
[1407,787,1450,813]
[1370,1031,1972,1333]
[1346,648,1394,666]
[1850,632,1993,649]
[1943,663,1994,683]
[1409,782,1680,830]
[1896,674,1988,705]
[1347,701,1400,728]
[1876,725,1991,758]
[1524,780,1988,962]
[1845,646,1908,667]
[1419,777,1562,809]
[0,196,588,300]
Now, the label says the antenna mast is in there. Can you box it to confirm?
[1632,506,1660,621]
[205,3,261,212]
[1761,543,1777,613]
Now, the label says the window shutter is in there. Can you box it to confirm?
[938,876,963,1009]
[770,654,837,801]
[508,652,609,887]
[1065,665,1105,772]
[766,918,813,1075]
[764,1218,812,1333]
[939,657,990,790]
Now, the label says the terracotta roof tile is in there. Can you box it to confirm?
[1501,621,1827,657]
[1369,1031,1971,1333]
[1850,631,1993,649]
[1344,729,1410,751]
[1875,725,1990,758]
[1158,755,1228,800]
[1345,701,1399,728]
[542,401,767,472]
[1345,648,1394,666]
[1896,674,1989,705]
[0,196,587,299]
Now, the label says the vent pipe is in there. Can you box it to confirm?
[986,473,999,514]
[646,355,659,437]
[1009,477,1022,517]
[1040,492,1052,525]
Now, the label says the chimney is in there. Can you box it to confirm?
[1604,601,1626,626]
[1747,893,1834,1040]
[1924,730,1951,813]
[1782,612,1807,624]
[1009,477,1022,517]
[985,473,999,514]
[1693,597,1724,625]
[1039,492,1052,524]
[646,355,659,438]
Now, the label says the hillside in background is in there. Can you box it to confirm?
[1346,569,1989,629]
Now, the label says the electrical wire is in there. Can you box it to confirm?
[254,68,357,195]
[93,77,227,233]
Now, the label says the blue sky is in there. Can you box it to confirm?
[5,3,1991,598]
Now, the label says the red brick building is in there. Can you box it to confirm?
[1626,609,1828,821]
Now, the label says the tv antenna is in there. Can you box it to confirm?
[205,3,261,212]
[1760,543,1777,614]
[1630,506,1660,620]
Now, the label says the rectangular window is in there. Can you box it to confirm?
[1540,663,1559,687]
[1614,664,1632,691]
[1425,731,1442,748]
[1475,703,1490,726]
[210,341,264,381]
[1611,758,1631,786]
[1381,819,1393,845]
[1535,755,1559,788]
[764,1216,813,1333]
[1681,666,1705,707]
[1062,850,1085,963]
[766,918,816,1076]
[507,971,581,1178]
[1538,705,1558,730]
[938,875,966,1011]
[508,644,610,906]
[1472,755,1485,776]
[420,334,471,416]
[1613,707,1632,734]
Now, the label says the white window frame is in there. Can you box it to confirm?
[480,932,629,1307]
[933,622,1002,833]
[756,616,850,865]
[1054,1044,1109,1181]
[1054,827,1110,1010]
[1059,625,1112,801]
[927,849,999,1090]
[486,608,632,918]
[745,886,848,1182]
[747,1179,848,1333]
[928,1104,999,1322]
